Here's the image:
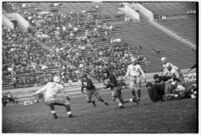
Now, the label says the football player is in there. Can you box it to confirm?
[33,74,73,119]
[161,57,184,82]
[153,74,172,83]
[125,57,146,104]
[81,74,109,107]
[103,70,128,109]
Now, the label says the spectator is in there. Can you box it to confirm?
[3,3,148,89]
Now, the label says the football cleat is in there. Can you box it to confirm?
[34,99,39,103]
[136,98,140,105]
[130,97,140,105]
[129,98,134,102]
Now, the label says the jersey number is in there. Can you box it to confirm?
[51,84,56,88]
[132,67,137,71]
[83,82,87,86]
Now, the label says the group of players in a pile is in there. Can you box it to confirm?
[33,56,194,119]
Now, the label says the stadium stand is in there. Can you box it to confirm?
[2,2,197,89]
[157,15,197,44]
[5,2,122,20]
[111,21,196,72]
[142,2,197,17]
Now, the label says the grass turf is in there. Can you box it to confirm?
[2,88,198,133]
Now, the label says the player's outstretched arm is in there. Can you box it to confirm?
[33,86,46,96]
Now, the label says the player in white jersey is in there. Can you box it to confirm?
[33,75,73,119]
[161,57,184,82]
[125,58,146,104]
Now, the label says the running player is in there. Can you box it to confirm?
[103,70,128,109]
[33,75,73,119]
[125,57,146,104]
[81,74,109,107]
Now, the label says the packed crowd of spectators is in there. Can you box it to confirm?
[3,26,61,87]
[3,3,146,88]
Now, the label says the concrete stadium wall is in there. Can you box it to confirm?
[130,3,154,21]
[119,3,140,21]
[5,13,30,32]
[3,15,14,29]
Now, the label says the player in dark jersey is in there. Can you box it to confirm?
[153,74,172,83]
[103,70,129,109]
[81,74,109,107]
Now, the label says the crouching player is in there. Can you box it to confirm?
[103,70,128,109]
[81,74,109,107]
[33,75,73,119]
[146,81,197,102]
[160,71,188,100]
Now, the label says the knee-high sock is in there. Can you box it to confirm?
[119,97,124,104]
[137,89,141,99]
[98,97,105,103]
[65,105,71,112]
[132,89,136,97]
[49,104,56,114]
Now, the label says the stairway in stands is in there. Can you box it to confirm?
[157,15,197,45]
[111,21,196,72]
[149,20,196,49]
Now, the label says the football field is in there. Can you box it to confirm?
[3,87,198,133]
